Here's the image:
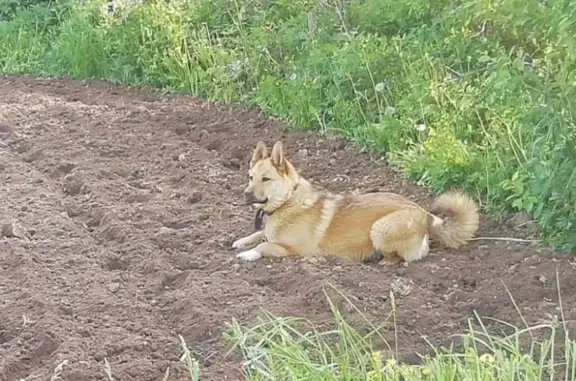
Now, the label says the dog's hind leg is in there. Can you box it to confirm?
[370,209,430,265]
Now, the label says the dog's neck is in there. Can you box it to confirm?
[261,177,306,216]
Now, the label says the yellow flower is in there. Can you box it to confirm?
[371,351,383,361]
[385,358,397,368]
[421,367,431,376]
[366,370,380,381]
[370,351,383,369]
[479,353,495,364]
[399,364,417,377]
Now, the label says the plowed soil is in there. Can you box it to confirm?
[0,75,574,381]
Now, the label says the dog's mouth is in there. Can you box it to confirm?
[245,193,268,206]
[251,198,268,206]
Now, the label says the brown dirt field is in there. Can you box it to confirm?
[0,75,575,381]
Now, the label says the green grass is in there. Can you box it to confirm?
[1,0,575,249]
[223,280,576,381]
[224,295,576,381]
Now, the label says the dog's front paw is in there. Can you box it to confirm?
[232,237,252,250]
[236,249,262,262]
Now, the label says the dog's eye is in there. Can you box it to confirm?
[249,176,253,181]
[262,177,271,182]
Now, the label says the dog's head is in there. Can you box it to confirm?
[243,141,300,213]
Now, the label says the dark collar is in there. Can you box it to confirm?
[254,208,266,231]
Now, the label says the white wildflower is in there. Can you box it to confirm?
[374,82,385,92]
[416,123,427,132]
[230,60,242,72]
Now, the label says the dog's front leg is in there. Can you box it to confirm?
[236,242,294,262]
[232,231,264,250]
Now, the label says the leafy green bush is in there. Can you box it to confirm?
[0,0,68,24]
[1,0,575,249]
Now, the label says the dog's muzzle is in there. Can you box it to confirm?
[244,190,268,205]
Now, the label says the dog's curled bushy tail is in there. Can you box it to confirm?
[429,191,480,248]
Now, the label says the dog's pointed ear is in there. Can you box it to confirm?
[250,141,268,168]
[270,141,287,172]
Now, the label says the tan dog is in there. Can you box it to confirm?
[232,141,480,264]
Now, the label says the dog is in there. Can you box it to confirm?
[232,141,480,264]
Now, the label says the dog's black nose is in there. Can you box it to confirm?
[244,189,257,203]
